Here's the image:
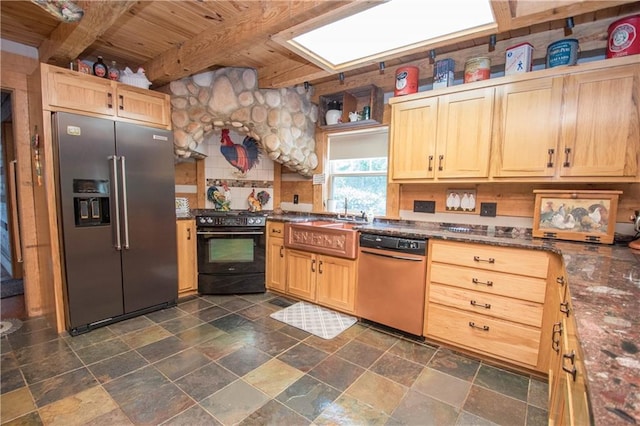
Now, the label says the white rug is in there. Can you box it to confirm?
[270,301,357,340]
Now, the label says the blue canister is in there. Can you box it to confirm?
[546,39,579,68]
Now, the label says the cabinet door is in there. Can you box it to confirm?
[116,85,171,128]
[316,255,356,314]
[435,87,494,178]
[559,66,640,177]
[176,220,197,294]
[390,97,438,180]
[266,236,286,292]
[493,78,563,177]
[45,65,116,116]
[285,249,316,301]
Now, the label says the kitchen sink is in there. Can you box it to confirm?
[284,221,359,259]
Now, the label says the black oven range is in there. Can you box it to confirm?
[195,210,267,295]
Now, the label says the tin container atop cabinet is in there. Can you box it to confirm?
[546,39,579,68]
[394,66,419,96]
[606,14,640,58]
[464,57,490,83]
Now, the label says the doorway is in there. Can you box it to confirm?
[1,89,25,318]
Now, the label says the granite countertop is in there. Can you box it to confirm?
[268,214,640,425]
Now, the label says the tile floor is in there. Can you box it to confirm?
[0,293,548,425]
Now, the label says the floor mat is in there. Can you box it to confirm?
[1,278,24,299]
[0,318,23,336]
[270,301,357,340]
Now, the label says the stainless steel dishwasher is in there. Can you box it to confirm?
[356,232,427,336]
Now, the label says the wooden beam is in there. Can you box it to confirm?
[143,1,361,86]
[38,1,137,66]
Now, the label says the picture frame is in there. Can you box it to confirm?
[532,190,622,244]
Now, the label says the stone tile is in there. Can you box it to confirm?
[240,292,277,304]
[13,339,71,366]
[267,296,295,308]
[218,345,272,376]
[392,389,459,425]
[474,364,530,402]
[21,349,83,385]
[162,405,221,426]
[73,337,130,365]
[463,385,527,426]
[145,306,186,324]
[0,387,36,423]
[63,327,116,351]
[528,378,548,409]
[1,411,44,426]
[389,339,438,365]
[412,367,472,408]
[103,365,194,425]
[428,348,480,382]
[83,408,133,426]
[192,305,231,323]
[159,315,204,334]
[174,323,225,346]
[1,366,25,395]
[0,352,19,372]
[195,333,246,360]
[6,326,59,351]
[277,342,329,372]
[218,298,255,312]
[17,317,50,334]
[107,316,155,335]
[209,313,252,332]
[370,352,424,387]
[178,298,214,314]
[308,354,365,391]
[345,371,407,416]
[154,347,211,380]
[249,329,300,356]
[237,303,277,321]
[238,399,308,426]
[120,324,172,349]
[37,386,117,426]
[455,410,497,425]
[200,294,238,305]
[200,379,269,425]
[355,327,398,351]
[29,367,97,407]
[243,358,305,398]
[276,323,312,340]
[336,340,384,368]
[339,322,368,340]
[314,394,389,426]
[87,350,148,384]
[175,362,238,401]
[276,375,341,421]
[136,336,189,363]
[251,315,287,332]
[304,333,351,354]
[526,404,549,426]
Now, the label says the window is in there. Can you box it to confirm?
[327,128,388,216]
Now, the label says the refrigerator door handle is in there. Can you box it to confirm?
[120,156,130,250]
[109,155,122,250]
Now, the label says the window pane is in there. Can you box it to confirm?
[331,175,387,216]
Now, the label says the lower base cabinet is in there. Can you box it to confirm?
[266,222,286,292]
[176,219,197,295]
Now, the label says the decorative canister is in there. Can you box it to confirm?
[606,15,640,58]
[546,39,579,68]
[433,58,455,89]
[464,57,490,83]
[505,42,533,75]
[325,100,342,125]
[394,66,419,96]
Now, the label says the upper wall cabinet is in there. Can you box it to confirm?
[41,64,171,129]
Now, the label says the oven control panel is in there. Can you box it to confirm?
[197,216,266,227]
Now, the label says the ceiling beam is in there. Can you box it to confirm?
[143,1,366,86]
[38,0,137,66]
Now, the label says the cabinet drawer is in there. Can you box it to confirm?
[429,263,547,303]
[429,283,543,327]
[430,241,549,278]
[267,221,285,237]
[426,304,540,366]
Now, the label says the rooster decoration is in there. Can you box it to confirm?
[220,129,260,177]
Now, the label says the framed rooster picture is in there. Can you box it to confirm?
[532,190,622,244]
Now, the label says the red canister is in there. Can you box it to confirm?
[606,14,640,58]
[394,66,419,96]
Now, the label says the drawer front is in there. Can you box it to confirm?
[267,221,285,237]
[430,263,547,303]
[426,304,541,366]
[430,241,549,278]
[429,283,543,327]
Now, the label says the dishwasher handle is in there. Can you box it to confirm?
[360,249,424,262]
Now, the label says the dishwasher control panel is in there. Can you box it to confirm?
[360,233,426,256]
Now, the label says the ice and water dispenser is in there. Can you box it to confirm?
[72,179,110,227]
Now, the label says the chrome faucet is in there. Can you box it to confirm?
[344,197,348,216]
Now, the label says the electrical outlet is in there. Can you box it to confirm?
[480,202,497,217]
[414,200,435,213]
[293,194,299,204]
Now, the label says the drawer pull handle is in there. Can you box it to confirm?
[471,278,493,287]
[318,260,323,274]
[470,300,491,309]
[560,301,570,317]
[552,322,562,353]
[438,154,444,171]
[279,246,284,258]
[473,256,495,264]
[563,147,571,167]
[547,148,555,168]
[311,259,316,273]
[272,229,282,234]
[468,322,489,331]
[428,155,433,171]
[556,276,565,286]
[562,350,577,381]
[107,92,113,109]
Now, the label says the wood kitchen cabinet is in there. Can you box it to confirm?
[389,87,493,182]
[266,221,286,292]
[285,248,357,314]
[41,64,171,129]
[425,240,551,371]
[176,219,197,295]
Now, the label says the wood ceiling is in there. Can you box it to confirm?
[2,0,639,95]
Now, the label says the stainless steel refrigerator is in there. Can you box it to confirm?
[53,112,177,335]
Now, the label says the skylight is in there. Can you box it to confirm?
[288,0,496,71]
